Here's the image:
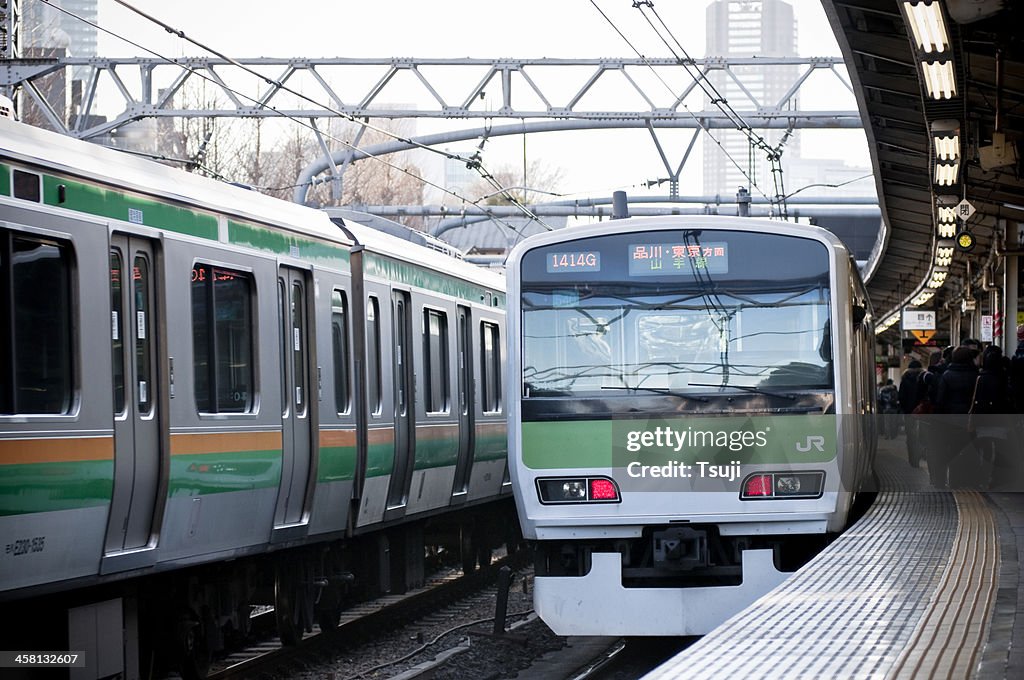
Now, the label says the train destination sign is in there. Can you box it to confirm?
[628,242,729,276]
[546,250,601,273]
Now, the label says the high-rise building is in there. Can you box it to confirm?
[21,0,98,116]
[22,1,96,61]
[59,0,99,84]
[703,0,799,199]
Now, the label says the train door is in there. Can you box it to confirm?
[104,235,161,553]
[451,305,475,499]
[274,268,313,527]
[385,290,415,512]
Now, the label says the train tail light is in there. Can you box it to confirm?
[537,477,621,504]
[743,474,773,497]
[741,472,825,500]
[589,478,619,501]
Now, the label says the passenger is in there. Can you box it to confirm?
[927,346,978,489]
[970,346,1012,489]
[963,338,983,365]
[1010,325,1024,413]
[898,359,924,467]
[878,379,899,439]
[918,349,944,408]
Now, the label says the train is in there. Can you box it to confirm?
[506,216,877,635]
[0,115,511,678]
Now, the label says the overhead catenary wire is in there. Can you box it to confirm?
[106,0,552,235]
[589,0,778,213]
[39,0,552,241]
[588,0,775,209]
[631,0,793,219]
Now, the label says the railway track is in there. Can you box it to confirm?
[207,550,530,679]
[567,637,696,680]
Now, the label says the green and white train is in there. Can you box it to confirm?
[506,216,877,635]
[0,116,510,677]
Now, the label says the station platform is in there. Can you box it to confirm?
[647,435,1024,679]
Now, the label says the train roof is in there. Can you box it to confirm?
[331,209,505,292]
[507,214,850,263]
[0,117,352,248]
[0,119,504,292]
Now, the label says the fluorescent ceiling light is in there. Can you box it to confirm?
[903,2,950,54]
[933,134,960,160]
[922,60,957,99]
[931,119,960,160]
[938,222,957,238]
[934,161,959,186]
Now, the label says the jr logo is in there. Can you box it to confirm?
[796,435,826,452]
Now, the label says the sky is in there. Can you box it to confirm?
[85,0,872,206]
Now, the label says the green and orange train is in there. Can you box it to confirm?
[0,116,509,677]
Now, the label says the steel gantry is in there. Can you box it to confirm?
[1,56,858,133]
[0,56,863,199]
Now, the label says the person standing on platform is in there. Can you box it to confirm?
[1010,325,1024,413]
[929,346,979,488]
[899,359,924,466]
[878,379,899,439]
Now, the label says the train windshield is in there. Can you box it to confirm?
[520,229,833,398]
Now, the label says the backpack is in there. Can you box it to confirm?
[913,371,935,414]
[879,384,898,410]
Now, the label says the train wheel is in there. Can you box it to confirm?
[275,565,313,646]
[460,527,477,574]
[177,609,210,680]
[315,586,342,632]
[477,543,493,569]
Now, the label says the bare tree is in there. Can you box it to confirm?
[300,119,426,228]
[469,160,565,206]
[255,123,321,200]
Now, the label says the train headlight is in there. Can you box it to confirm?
[776,476,801,493]
[563,480,587,500]
[536,476,621,504]
[740,472,824,500]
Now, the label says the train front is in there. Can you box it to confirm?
[506,217,871,636]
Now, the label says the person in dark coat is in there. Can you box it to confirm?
[919,350,943,405]
[972,346,1011,415]
[1010,325,1024,413]
[878,379,899,438]
[972,346,1013,488]
[935,346,979,414]
[899,360,924,467]
[926,346,978,488]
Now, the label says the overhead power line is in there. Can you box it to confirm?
[37,0,552,240]
[631,0,792,218]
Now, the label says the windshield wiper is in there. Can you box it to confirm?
[687,382,797,401]
[601,385,709,402]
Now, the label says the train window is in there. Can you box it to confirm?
[110,251,126,415]
[423,309,449,413]
[134,256,153,415]
[12,170,41,202]
[481,321,501,413]
[366,296,382,415]
[332,289,351,414]
[191,263,254,414]
[0,231,73,414]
